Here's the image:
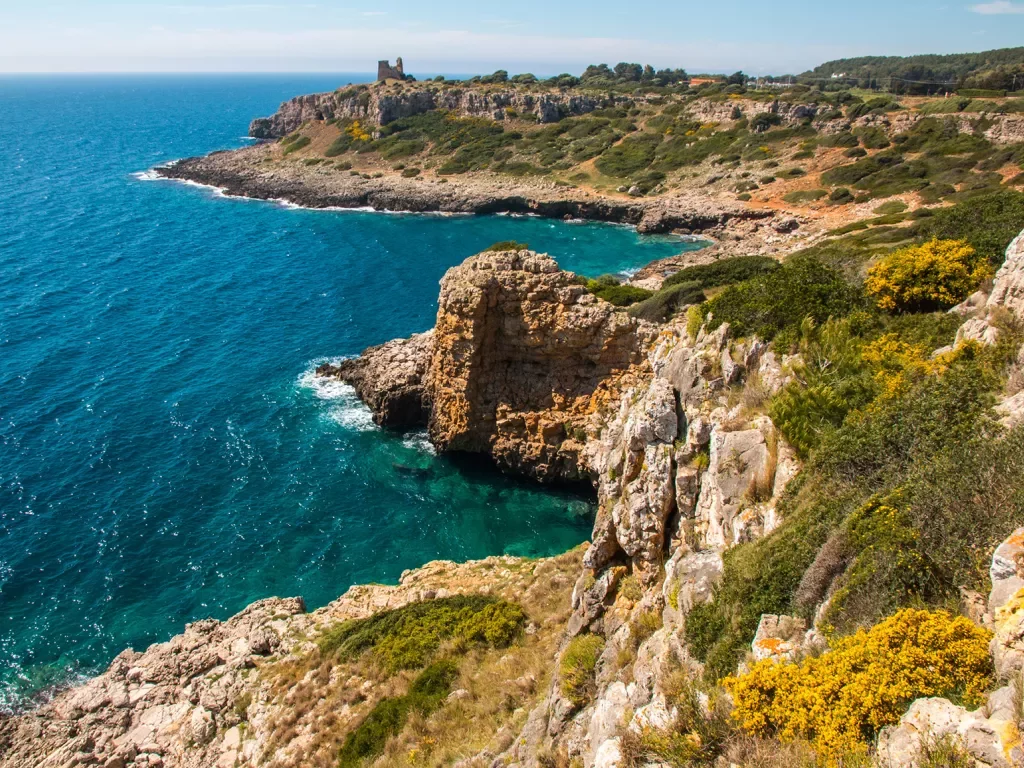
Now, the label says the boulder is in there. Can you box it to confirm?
[876,697,1022,768]
[991,528,1024,679]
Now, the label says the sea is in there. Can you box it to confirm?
[0,74,704,710]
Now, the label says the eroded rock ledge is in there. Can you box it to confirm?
[158,145,769,236]
[320,250,651,482]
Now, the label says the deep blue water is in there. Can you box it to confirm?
[0,75,701,709]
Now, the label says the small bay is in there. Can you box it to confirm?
[0,74,702,708]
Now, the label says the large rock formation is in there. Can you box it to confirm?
[319,250,650,482]
[248,83,623,138]
[426,251,646,480]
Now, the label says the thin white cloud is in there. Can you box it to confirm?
[970,1,1024,13]
[0,23,858,74]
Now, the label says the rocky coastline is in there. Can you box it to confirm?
[6,231,1024,766]
[156,145,773,239]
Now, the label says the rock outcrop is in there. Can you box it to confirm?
[877,696,1022,768]
[318,250,649,482]
[427,251,647,481]
[248,83,624,138]
[315,331,433,428]
[0,596,307,768]
[956,230,1024,346]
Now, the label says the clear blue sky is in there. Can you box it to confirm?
[1,0,1023,76]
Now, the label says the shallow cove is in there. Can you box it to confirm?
[0,75,704,709]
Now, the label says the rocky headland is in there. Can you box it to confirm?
[10,67,1024,766]
[158,146,772,241]
[6,227,1024,766]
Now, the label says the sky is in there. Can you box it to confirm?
[1,1,1023,76]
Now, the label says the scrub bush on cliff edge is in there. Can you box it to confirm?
[318,594,525,673]
[724,609,993,763]
[702,254,863,342]
[865,239,993,313]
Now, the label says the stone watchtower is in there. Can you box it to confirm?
[377,57,406,81]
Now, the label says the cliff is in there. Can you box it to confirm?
[8,230,1024,766]
[320,250,650,482]
[248,83,625,139]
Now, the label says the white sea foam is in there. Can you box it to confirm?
[401,431,436,455]
[131,170,163,182]
[296,361,379,432]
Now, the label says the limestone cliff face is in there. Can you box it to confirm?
[427,251,647,481]
[316,331,433,428]
[249,84,620,138]
[318,250,649,482]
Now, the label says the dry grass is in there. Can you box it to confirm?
[745,428,779,504]
[254,548,584,768]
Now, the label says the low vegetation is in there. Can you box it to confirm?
[338,659,459,767]
[725,609,993,761]
[318,594,525,673]
[682,190,1024,686]
[865,239,992,312]
[559,634,605,707]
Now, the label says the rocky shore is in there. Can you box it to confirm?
[157,144,773,238]
[7,230,1024,766]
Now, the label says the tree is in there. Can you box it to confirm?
[613,62,643,82]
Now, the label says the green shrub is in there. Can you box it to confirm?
[922,190,1024,265]
[337,659,459,767]
[653,131,739,172]
[282,135,311,155]
[560,635,604,706]
[768,317,877,458]
[485,240,530,252]
[821,132,859,149]
[703,255,864,341]
[318,595,525,673]
[627,281,706,322]
[592,283,654,307]
[844,147,868,158]
[855,126,891,150]
[873,200,908,215]
[401,167,421,178]
[664,256,780,291]
[829,187,855,204]
[378,139,426,160]
[595,133,662,177]
[783,189,828,204]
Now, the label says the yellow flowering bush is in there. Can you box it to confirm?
[865,239,992,313]
[860,334,975,406]
[724,609,993,764]
[346,120,371,142]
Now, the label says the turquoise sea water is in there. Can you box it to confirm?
[0,75,702,709]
